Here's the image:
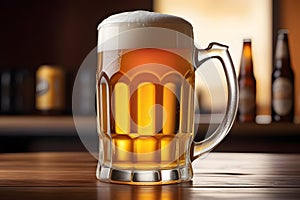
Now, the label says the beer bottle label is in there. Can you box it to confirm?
[272,77,293,116]
[239,85,255,114]
[36,78,49,96]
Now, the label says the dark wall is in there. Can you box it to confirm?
[0,0,153,151]
[0,0,153,72]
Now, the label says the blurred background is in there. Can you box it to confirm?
[0,0,299,153]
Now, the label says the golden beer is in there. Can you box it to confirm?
[97,48,194,170]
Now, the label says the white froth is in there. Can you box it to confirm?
[98,10,193,36]
[97,11,194,52]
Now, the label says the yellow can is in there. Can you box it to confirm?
[36,65,65,113]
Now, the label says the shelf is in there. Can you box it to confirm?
[0,116,299,137]
[197,122,300,139]
[0,116,77,136]
[0,116,299,153]
[230,122,300,137]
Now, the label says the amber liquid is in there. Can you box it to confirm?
[97,48,195,170]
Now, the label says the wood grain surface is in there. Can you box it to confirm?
[0,152,299,199]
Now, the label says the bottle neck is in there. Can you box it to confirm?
[275,32,291,69]
[240,41,254,76]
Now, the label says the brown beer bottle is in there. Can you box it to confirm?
[237,39,256,122]
[272,30,294,122]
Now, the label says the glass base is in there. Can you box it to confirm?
[96,164,193,185]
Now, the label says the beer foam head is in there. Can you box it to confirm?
[98,10,193,36]
[97,11,194,51]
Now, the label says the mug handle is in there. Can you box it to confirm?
[192,42,239,161]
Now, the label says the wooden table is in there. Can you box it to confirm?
[0,152,299,199]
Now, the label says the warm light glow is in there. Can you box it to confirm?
[154,0,272,115]
[114,82,130,133]
[138,82,156,134]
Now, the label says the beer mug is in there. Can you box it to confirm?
[96,11,238,185]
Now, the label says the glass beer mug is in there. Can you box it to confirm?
[96,11,238,185]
